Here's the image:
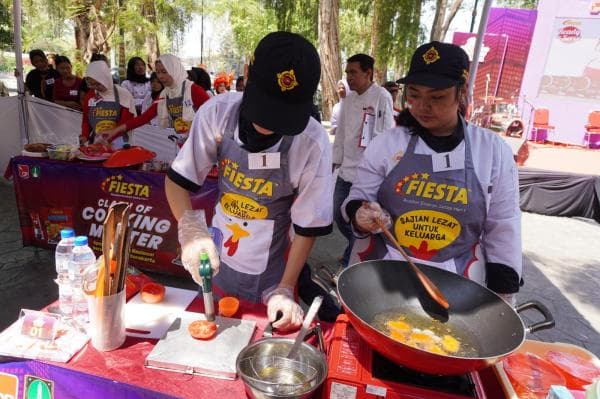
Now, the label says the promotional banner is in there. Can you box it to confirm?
[538,17,600,102]
[11,157,218,276]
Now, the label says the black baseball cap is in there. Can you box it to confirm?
[397,41,470,89]
[242,31,321,136]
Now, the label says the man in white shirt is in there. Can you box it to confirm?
[332,54,394,267]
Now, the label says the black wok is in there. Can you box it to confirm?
[336,260,554,375]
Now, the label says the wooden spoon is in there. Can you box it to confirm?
[375,219,450,310]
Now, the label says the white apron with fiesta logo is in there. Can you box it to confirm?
[166,81,194,147]
[360,119,488,283]
[211,105,296,303]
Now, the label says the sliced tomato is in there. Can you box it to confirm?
[188,320,218,340]
[140,282,166,304]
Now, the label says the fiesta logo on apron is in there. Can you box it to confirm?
[395,172,468,204]
[221,159,274,197]
[395,210,461,260]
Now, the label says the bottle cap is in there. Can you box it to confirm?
[200,252,209,262]
[60,228,75,239]
[74,236,88,246]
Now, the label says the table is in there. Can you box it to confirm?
[519,167,600,222]
[9,156,218,276]
[0,298,334,399]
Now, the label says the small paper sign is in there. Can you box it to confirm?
[20,310,60,341]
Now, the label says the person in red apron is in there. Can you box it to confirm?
[343,42,522,305]
[80,61,136,149]
[165,32,333,331]
[100,54,209,147]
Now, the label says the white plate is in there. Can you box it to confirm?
[77,153,110,162]
[21,150,48,158]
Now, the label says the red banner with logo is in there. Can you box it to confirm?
[11,156,218,276]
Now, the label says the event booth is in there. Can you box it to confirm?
[519,0,600,147]
[1,96,218,276]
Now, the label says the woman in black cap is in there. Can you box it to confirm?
[342,41,522,305]
[164,31,333,331]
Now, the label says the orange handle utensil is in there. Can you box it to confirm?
[375,219,450,310]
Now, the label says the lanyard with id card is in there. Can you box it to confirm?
[248,152,281,170]
[359,110,376,148]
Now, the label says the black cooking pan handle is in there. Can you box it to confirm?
[515,300,555,333]
[304,324,326,354]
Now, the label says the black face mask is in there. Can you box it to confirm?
[238,101,283,153]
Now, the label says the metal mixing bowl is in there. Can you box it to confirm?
[236,326,327,399]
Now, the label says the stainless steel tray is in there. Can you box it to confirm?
[145,311,256,380]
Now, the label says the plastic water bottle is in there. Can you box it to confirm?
[69,236,96,324]
[55,228,75,317]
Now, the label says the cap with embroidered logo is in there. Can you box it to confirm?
[242,31,321,136]
[397,41,470,89]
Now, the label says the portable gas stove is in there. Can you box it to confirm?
[323,314,506,399]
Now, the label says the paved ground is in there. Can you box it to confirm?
[1,175,599,356]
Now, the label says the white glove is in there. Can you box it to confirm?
[498,293,517,307]
[354,202,392,234]
[264,287,304,332]
[178,209,220,285]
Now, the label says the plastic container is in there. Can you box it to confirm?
[218,296,240,317]
[69,236,96,324]
[87,290,126,351]
[55,228,75,317]
[48,144,76,160]
[495,340,600,399]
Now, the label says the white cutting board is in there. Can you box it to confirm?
[125,286,197,339]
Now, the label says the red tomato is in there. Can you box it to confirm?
[188,320,218,340]
[140,282,166,304]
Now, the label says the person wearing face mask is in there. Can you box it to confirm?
[80,61,136,148]
[343,42,522,306]
[121,57,151,115]
[330,79,350,136]
[165,31,333,332]
[332,54,395,269]
[99,54,209,146]
[25,49,60,102]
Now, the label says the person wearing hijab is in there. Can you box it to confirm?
[165,32,333,332]
[140,72,164,126]
[100,54,209,145]
[121,57,151,115]
[80,61,136,148]
[53,55,84,111]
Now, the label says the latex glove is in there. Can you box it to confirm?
[264,287,304,332]
[498,293,517,307]
[354,202,392,234]
[178,209,220,285]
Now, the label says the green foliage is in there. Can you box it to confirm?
[495,0,537,8]
[339,1,372,59]
[0,1,12,50]
[209,0,277,58]
[258,0,318,43]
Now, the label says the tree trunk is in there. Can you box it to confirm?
[431,0,464,41]
[142,0,160,70]
[430,0,448,41]
[318,0,341,122]
[370,0,385,84]
[72,1,113,63]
